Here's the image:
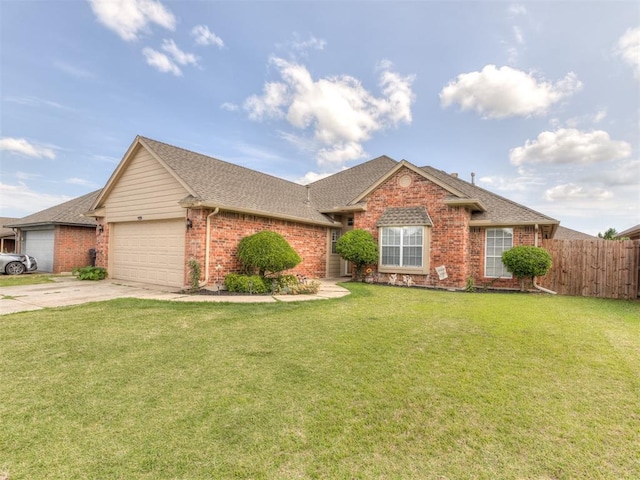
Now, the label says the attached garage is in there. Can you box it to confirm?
[23,229,55,272]
[110,219,185,288]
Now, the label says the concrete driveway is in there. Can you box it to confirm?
[0,276,350,315]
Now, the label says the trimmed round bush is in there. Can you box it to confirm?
[502,246,552,290]
[335,229,379,279]
[237,230,301,277]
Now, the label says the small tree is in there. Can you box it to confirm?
[502,245,553,291]
[237,230,301,277]
[598,227,629,240]
[335,229,379,280]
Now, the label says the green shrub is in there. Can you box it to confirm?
[502,246,553,290]
[188,259,201,293]
[237,231,301,277]
[335,229,379,280]
[224,273,270,294]
[72,266,107,281]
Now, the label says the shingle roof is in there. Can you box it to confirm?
[308,155,398,211]
[419,166,558,225]
[553,226,597,240]
[139,137,336,225]
[376,207,433,227]
[0,218,19,237]
[5,190,101,228]
[617,224,640,239]
[101,136,558,229]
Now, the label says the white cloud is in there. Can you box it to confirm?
[585,159,640,186]
[508,4,527,16]
[296,171,335,185]
[509,128,632,166]
[142,47,181,76]
[161,39,198,66]
[53,61,96,79]
[66,178,99,187]
[440,65,582,119]
[89,0,176,42]
[290,33,326,53]
[220,102,239,112]
[593,109,607,123]
[244,57,415,165]
[513,26,524,45]
[191,25,224,48]
[244,81,289,120]
[616,27,640,79]
[3,96,74,111]
[0,183,72,216]
[0,137,56,160]
[543,183,613,202]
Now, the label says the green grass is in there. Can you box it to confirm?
[1,284,639,479]
[0,273,55,287]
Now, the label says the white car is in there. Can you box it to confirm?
[0,253,38,275]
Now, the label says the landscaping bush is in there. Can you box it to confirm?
[237,231,301,277]
[72,266,107,281]
[335,229,379,280]
[502,246,553,290]
[224,273,270,294]
[272,274,320,295]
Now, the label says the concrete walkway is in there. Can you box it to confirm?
[0,276,350,315]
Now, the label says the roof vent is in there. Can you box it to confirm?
[450,172,458,178]
[471,172,476,185]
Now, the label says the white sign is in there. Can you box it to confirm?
[435,265,448,280]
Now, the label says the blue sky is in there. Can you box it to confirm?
[1,0,638,236]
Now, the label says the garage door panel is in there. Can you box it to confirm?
[111,220,185,287]
[24,230,55,272]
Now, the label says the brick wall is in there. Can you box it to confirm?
[53,225,97,273]
[185,208,328,286]
[469,225,540,290]
[354,167,472,289]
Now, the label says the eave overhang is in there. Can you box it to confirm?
[179,198,338,228]
[444,198,486,212]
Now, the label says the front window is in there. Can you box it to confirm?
[381,226,423,268]
[485,228,513,278]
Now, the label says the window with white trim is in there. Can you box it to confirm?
[381,226,423,268]
[485,228,513,278]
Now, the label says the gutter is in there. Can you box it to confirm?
[533,223,557,295]
[200,208,220,288]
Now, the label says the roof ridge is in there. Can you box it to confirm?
[420,166,558,222]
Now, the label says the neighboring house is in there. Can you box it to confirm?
[6,191,100,273]
[0,217,19,253]
[88,136,559,289]
[553,226,597,240]
[616,224,640,241]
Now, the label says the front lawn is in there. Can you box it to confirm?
[1,284,638,479]
[0,273,54,287]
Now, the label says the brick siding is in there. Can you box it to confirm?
[185,208,328,286]
[355,167,540,290]
[53,225,97,273]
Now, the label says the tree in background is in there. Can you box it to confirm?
[598,228,629,240]
[335,229,379,281]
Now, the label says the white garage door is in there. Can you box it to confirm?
[24,229,55,272]
[111,220,185,287]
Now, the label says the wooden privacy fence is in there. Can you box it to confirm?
[539,239,639,299]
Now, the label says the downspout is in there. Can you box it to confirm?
[533,223,557,294]
[199,207,220,288]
